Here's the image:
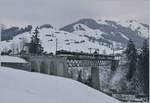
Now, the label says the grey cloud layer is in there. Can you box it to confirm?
[0,0,148,27]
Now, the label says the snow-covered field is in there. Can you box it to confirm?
[0,66,120,103]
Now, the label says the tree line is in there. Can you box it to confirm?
[125,39,149,97]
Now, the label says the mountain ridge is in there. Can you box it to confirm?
[60,18,149,48]
[1,18,149,55]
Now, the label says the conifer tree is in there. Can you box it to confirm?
[29,27,43,54]
[125,39,137,81]
[138,39,149,97]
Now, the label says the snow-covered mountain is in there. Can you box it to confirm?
[1,19,149,54]
[0,66,120,103]
[60,19,149,48]
[1,25,113,54]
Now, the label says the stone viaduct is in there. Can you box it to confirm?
[21,52,119,90]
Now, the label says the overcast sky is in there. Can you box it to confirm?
[0,0,149,28]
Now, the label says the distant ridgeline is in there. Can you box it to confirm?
[1,24,54,41]
[1,25,32,41]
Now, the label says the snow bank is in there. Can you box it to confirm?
[0,56,28,63]
[0,67,120,103]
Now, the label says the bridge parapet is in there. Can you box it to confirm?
[66,59,113,67]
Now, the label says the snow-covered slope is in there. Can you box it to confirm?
[1,26,113,54]
[117,20,149,38]
[1,19,149,55]
[0,66,120,103]
[60,19,149,48]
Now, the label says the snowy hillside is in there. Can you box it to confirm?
[117,20,149,38]
[1,19,149,54]
[60,19,149,48]
[1,26,113,54]
[0,67,120,103]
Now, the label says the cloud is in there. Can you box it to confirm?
[0,0,148,28]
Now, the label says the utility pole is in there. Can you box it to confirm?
[112,44,115,56]
[56,38,58,53]
[88,48,92,53]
